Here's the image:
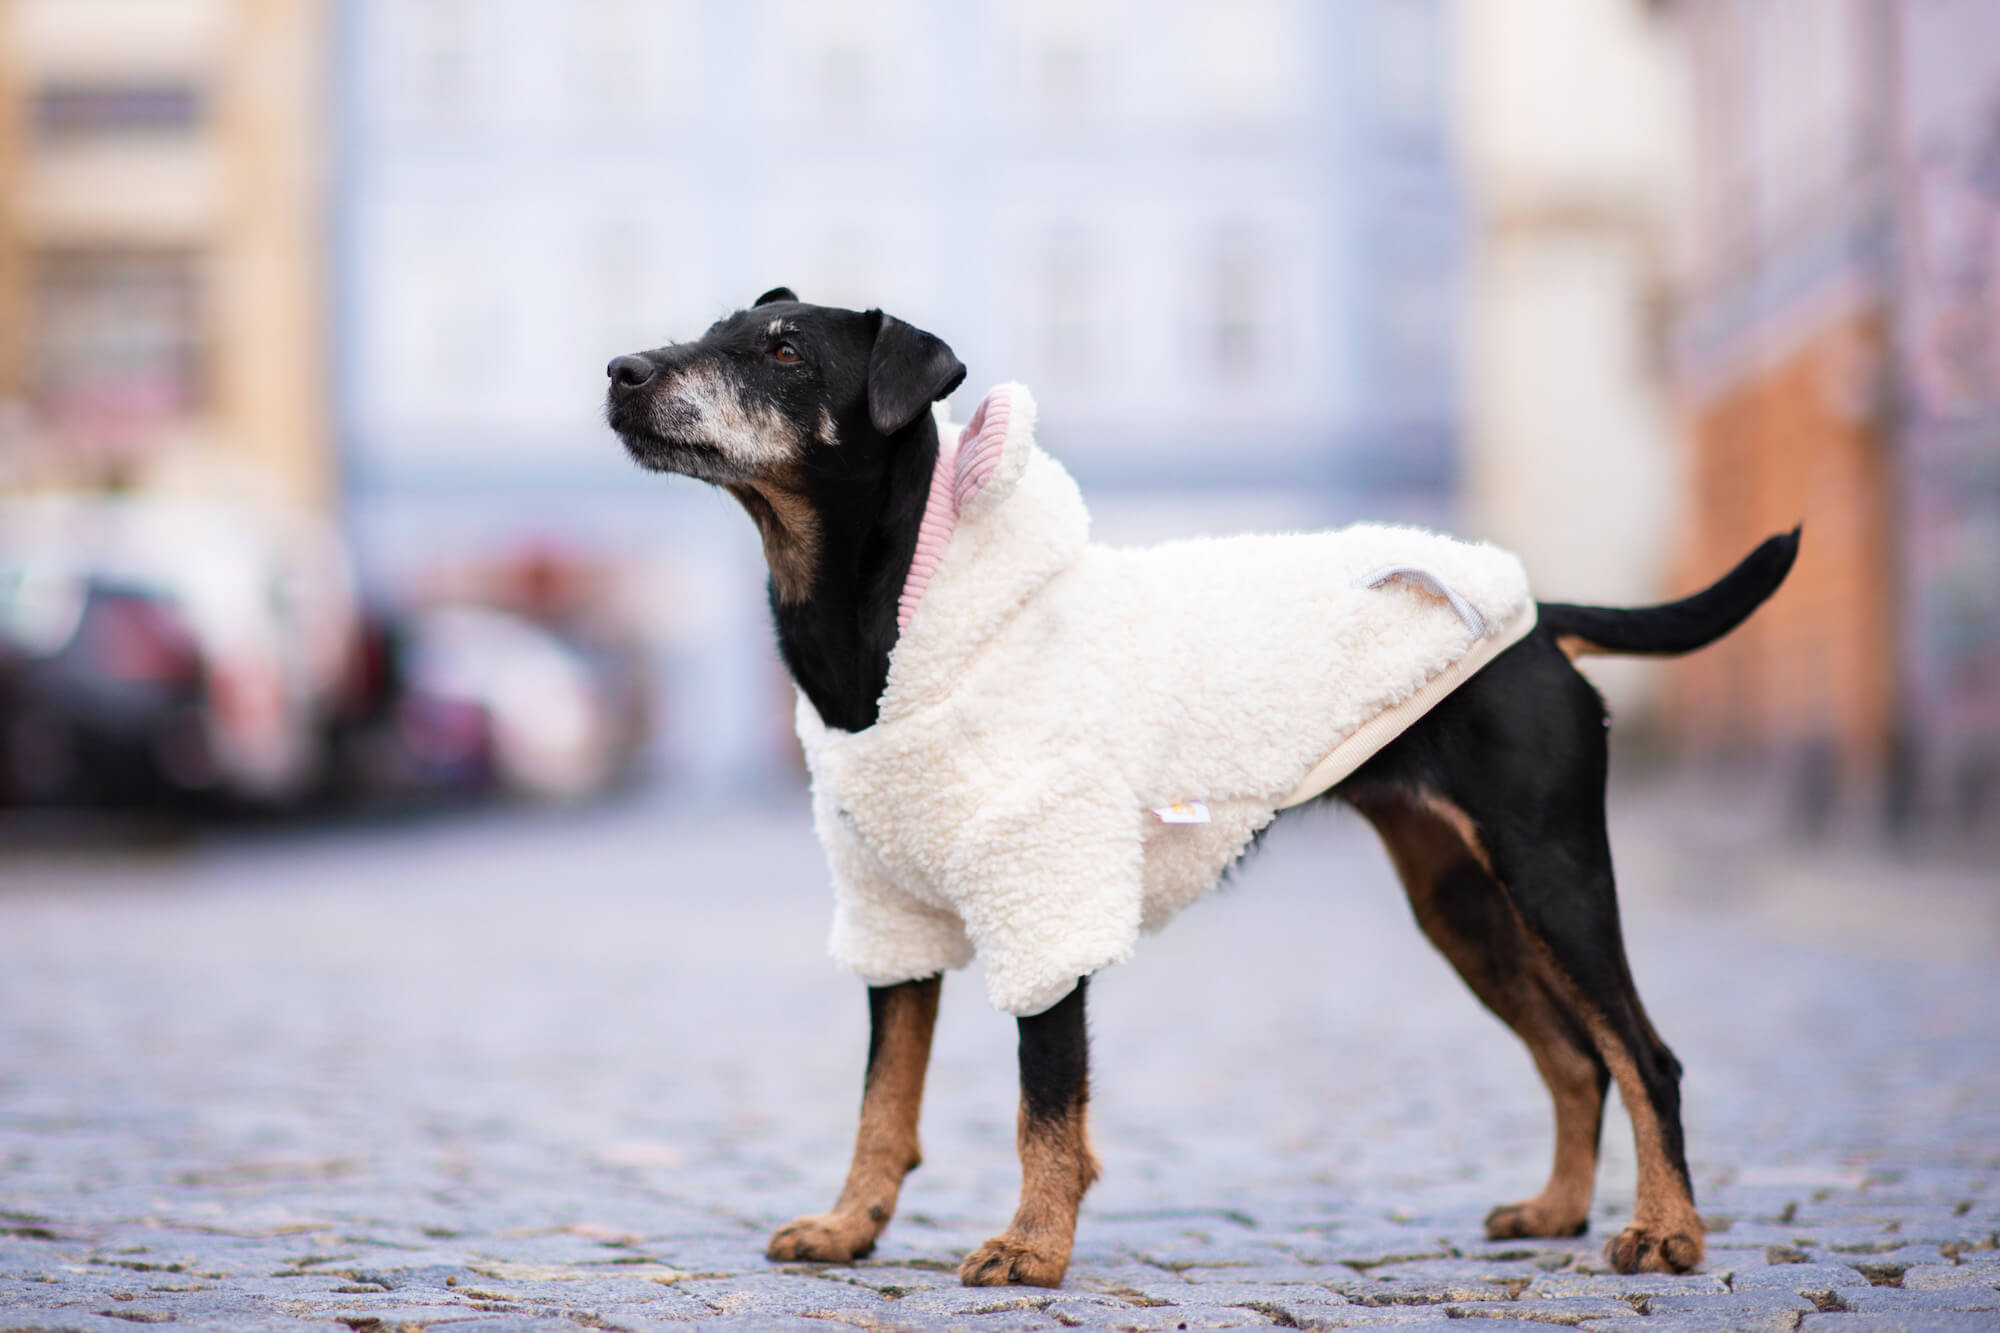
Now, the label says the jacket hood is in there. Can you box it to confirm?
[878,384,1090,727]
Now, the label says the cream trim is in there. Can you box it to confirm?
[1274,603,1540,810]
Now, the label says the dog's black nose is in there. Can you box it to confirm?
[607,355,655,390]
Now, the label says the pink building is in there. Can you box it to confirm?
[1664,0,2000,832]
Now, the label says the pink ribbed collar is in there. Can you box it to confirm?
[896,388,1014,634]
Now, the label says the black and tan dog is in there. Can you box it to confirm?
[604,290,1799,1287]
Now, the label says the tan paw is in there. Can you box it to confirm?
[766,1212,877,1264]
[1605,1222,1703,1274]
[958,1233,1069,1287]
[1485,1197,1589,1240]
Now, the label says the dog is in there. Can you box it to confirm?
[604,289,1799,1288]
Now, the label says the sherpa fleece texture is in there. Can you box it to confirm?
[795,384,1535,1016]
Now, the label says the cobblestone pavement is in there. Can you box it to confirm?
[1,783,1996,1333]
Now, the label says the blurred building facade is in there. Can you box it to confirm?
[0,0,330,508]
[1453,0,1688,718]
[332,0,1463,787]
[1661,0,2000,830]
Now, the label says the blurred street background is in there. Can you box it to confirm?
[0,0,1994,830]
[2,3,2000,1329]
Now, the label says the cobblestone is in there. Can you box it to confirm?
[2,786,1997,1332]
[1799,1314,2000,1333]
[1725,1261,1870,1294]
[1835,1284,2000,1313]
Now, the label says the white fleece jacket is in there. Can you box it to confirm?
[795,385,1535,1016]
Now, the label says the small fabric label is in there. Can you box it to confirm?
[1151,801,1211,824]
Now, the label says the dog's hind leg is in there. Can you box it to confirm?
[959,977,1100,1288]
[767,975,941,1263]
[1476,812,1704,1275]
[1354,792,1609,1242]
[1351,634,1704,1273]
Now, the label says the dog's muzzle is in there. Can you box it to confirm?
[605,354,666,447]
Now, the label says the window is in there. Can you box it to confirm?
[33,84,203,139]
[565,0,701,121]
[1375,0,1441,138]
[30,250,205,445]
[1033,228,1099,387]
[1006,0,1109,127]
[809,224,881,313]
[747,0,911,126]
[394,0,475,124]
[1375,247,1451,409]
[1185,0,1298,126]
[806,3,880,122]
[418,246,505,388]
[589,220,659,359]
[567,0,649,118]
[1208,228,1268,384]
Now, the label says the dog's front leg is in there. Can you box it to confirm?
[767,975,941,1263]
[959,977,1100,1288]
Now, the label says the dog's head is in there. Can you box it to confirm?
[604,288,965,490]
[605,290,966,721]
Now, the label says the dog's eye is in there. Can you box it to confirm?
[773,342,801,364]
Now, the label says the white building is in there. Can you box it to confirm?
[333,0,1463,787]
[1453,0,1689,716]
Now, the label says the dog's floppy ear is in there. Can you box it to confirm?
[867,311,966,436]
[754,286,797,306]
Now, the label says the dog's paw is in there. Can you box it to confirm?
[1605,1222,1703,1274]
[1485,1199,1589,1240]
[766,1212,877,1264]
[958,1233,1069,1287]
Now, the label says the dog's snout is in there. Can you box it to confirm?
[607,355,656,391]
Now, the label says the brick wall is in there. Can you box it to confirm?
[1666,313,1895,781]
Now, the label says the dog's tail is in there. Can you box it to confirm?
[1540,527,1801,660]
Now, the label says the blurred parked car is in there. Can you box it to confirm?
[400,605,629,799]
[328,599,651,805]
[0,567,207,806]
[1,499,655,816]
[0,494,357,810]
